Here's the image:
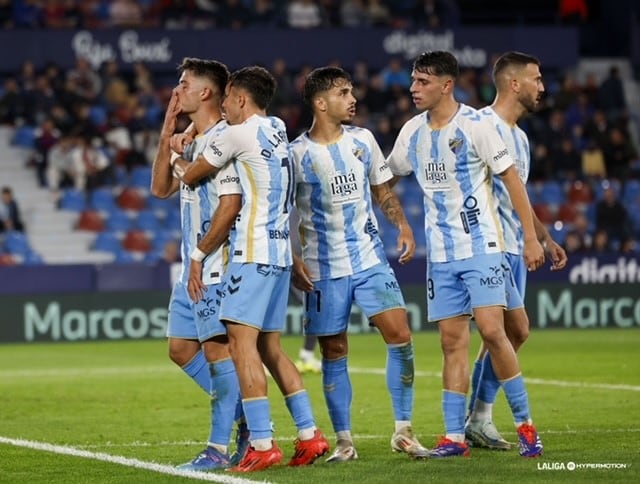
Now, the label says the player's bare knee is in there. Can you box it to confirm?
[319,334,347,360]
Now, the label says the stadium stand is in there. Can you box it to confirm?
[0,1,639,264]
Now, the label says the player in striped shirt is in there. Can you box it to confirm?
[387,51,545,458]
[466,52,567,451]
[290,66,428,462]
[150,58,244,471]
[173,66,329,472]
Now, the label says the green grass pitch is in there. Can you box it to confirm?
[0,328,638,483]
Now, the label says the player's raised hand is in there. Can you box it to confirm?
[170,132,194,155]
[160,88,182,139]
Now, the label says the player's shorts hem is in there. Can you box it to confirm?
[198,331,228,342]
[505,303,525,312]
[221,317,262,331]
[428,311,472,323]
[368,305,407,320]
[166,334,199,340]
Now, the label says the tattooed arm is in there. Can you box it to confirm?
[371,182,416,264]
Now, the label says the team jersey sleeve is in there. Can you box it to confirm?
[366,129,393,186]
[202,125,240,169]
[386,122,414,176]
[474,117,514,175]
[214,161,242,196]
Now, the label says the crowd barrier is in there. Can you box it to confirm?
[1,253,638,343]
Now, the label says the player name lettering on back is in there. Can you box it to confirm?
[269,229,290,240]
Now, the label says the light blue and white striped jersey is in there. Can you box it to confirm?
[176,125,242,285]
[480,106,530,255]
[202,115,293,267]
[290,126,391,281]
[387,103,514,263]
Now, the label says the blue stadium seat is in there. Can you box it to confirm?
[165,208,181,232]
[59,189,87,212]
[89,187,117,213]
[23,251,44,265]
[4,231,32,256]
[152,230,179,252]
[147,194,179,215]
[594,179,621,200]
[129,166,153,189]
[114,249,137,263]
[622,180,640,206]
[12,125,36,149]
[106,209,133,232]
[89,105,108,127]
[93,231,122,253]
[136,210,163,232]
[539,181,566,205]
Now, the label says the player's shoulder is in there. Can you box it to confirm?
[397,111,427,137]
[289,131,310,157]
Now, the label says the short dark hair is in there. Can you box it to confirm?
[493,51,541,83]
[228,66,276,110]
[178,57,229,95]
[413,51,459,78]
[303,66,352,106]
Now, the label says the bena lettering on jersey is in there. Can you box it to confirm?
[268,229,290,240]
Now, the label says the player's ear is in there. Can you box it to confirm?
[511,77,520,93]
[314,95,327,112]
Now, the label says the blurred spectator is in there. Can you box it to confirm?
[582,109,610,148]
[378,57,411,91]
[340,0,367,27]
[251,0,279,26]
[0,187,25,232]
[0,0,12,28]
[287,0,324,29]
[217,0,251,29]
[46,134,78,190]
[69,134,113,191]
[366,0,392,26]
[558,0,588,24]
[32,117,62,187]
[591,228,612,253]
[0,77,24,124]
[581,139,606,178]
[621,238,638,254]
[598,66,627,121]
[553,137,582,181]
[43,0,83,29]
[564,212,593,254]
[109,0,143,27]
[162,239,181,263]
[595,187,630,243]
[67,56,102,103]
[454,68,480,107]
[603,126,636,180]
[563,230,587,254]
[553,74,579,111]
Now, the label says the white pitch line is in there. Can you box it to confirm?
[1,365,638,392]
[347,367,640,392]
[0,436,270,484]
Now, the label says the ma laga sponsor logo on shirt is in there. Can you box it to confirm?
[330,170,359,205]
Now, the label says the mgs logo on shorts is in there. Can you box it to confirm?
[480,265,504,289]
